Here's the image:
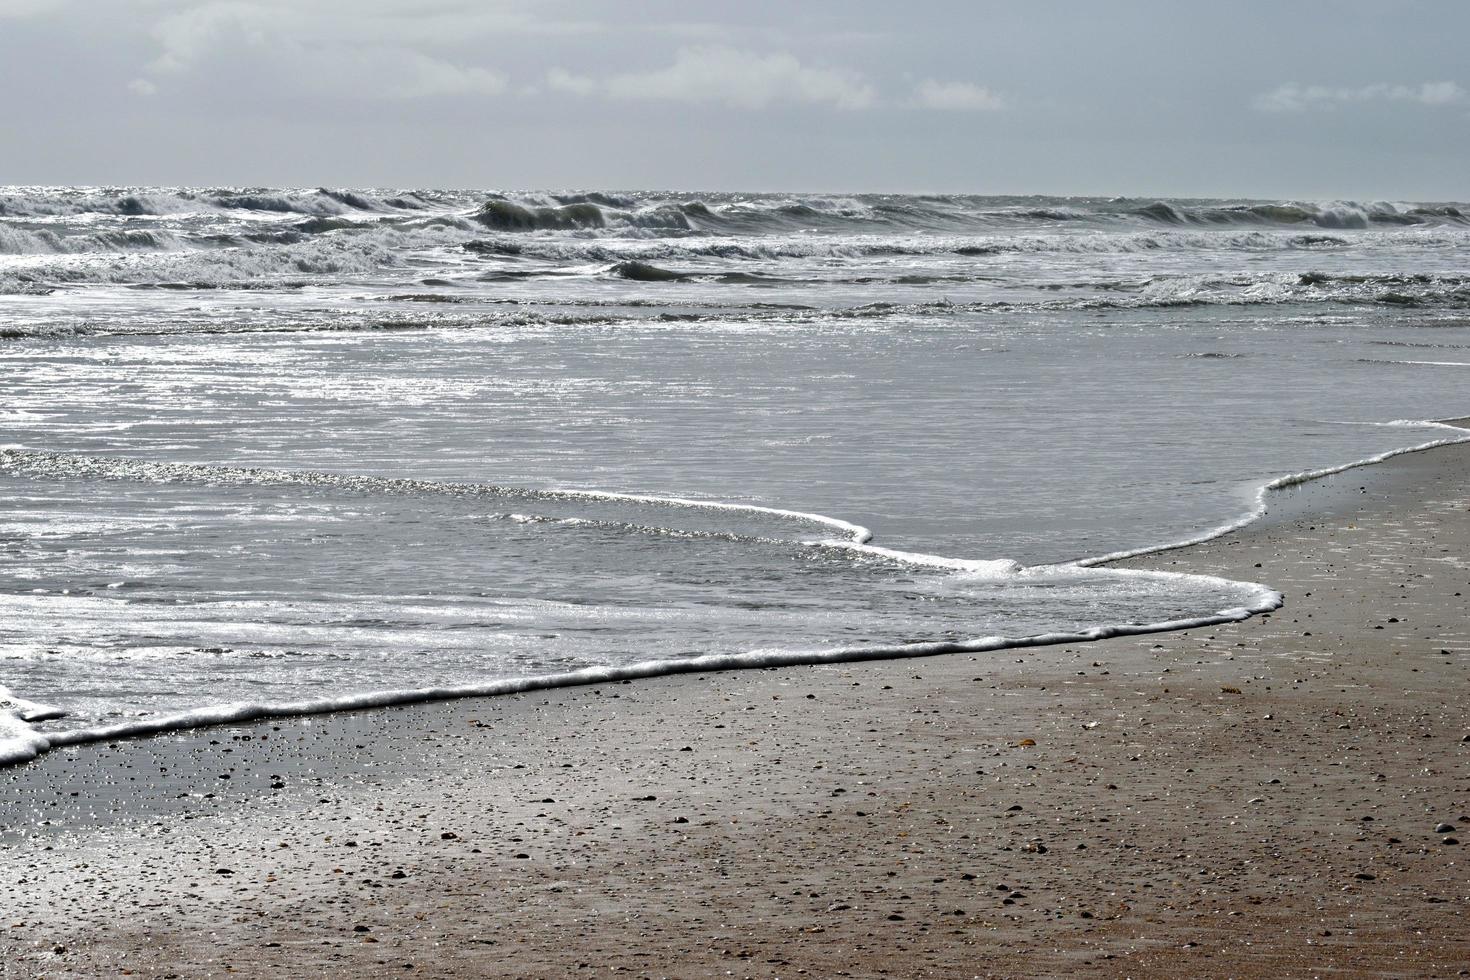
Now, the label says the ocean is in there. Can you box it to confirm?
[2,187,1468,764]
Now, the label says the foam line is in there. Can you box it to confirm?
[1078,419,1470,567]
[0,581,1280,767]
[813,539,1022,575]
[0,449,873,546]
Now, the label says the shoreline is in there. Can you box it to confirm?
[2,424,1468,975]
[6,418,1467,769]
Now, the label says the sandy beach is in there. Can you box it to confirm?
[2,434,1467,979]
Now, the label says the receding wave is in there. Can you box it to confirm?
[0,447,1284,767]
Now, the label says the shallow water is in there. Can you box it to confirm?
[3,188,1469,762]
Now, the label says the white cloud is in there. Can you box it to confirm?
[376,50,507,98]
[131,1,532,99]
[1256,80,1467,112]
[127,77,158,96]
[911,79,1005,111]
[546,67,598,98]
[549,46,876,110]
[1416,80,1467,105]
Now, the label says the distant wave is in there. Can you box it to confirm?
[0,224,185,255]
[4,186,1467,230]
[455,228,1470,265]
[5,186,1469,307]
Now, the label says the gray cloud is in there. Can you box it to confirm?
[0,0,66,17]
[2,0,1468,195]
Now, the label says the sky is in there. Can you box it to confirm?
[1,0,1467,197]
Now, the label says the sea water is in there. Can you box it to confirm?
[2,189,1468,762]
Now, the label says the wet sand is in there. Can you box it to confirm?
[2,436,1468,978]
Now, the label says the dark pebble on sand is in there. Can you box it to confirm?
[1434,823,1455,833]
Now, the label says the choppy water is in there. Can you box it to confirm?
[3,188,1469,763]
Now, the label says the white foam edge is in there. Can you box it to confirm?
[0,572,1280,767]
[810,539,1022,575]
[1076,420,1470,567]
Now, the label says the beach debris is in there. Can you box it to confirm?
[1434,822,1455,833]
[1014,738,1036,747]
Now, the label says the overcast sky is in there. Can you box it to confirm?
[2,0,1467,197]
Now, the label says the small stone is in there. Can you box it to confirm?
[1434,823,1455,834]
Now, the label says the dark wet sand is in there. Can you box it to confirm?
[2,437,1468,978]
